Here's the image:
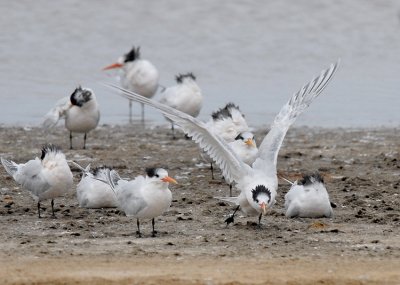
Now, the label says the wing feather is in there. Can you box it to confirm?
[105,84,251,184]
[42,97,72,129]
[254,61,339,170]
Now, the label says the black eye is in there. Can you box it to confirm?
[255,199,259,203]
[155,174,159,178]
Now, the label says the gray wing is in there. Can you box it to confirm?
[11,159,51,197]
[106,84,251,184]
[42,97,71,129]
[253,61,339,172]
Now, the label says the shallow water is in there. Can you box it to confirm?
[1,0,400,128]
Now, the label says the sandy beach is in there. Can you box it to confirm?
[0,124,399,284]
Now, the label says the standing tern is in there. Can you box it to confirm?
[284,173,334,218]
[103,46,159,124]
[42,86,100,149]
[73,164,118,209]
[1,144,73,218]
[159,73,203,139]
[106,61,339,225]
[98,167,177,237]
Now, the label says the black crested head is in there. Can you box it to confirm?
[41,144,61,160]
[91,165,112,176]
[300,173,324,186]
[211,103,240,121]
[124,46,141,63]
[145,167,159,178]
[70,86,92,107]
[251,185,271,203]
[176,72,196,84]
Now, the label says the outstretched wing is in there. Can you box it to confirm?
[105,84,251,184]
[42,97,72,129]
[254,61,339,171]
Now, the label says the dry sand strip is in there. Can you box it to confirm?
[1,256,399,285]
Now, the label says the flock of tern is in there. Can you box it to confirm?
[1,46,337,237]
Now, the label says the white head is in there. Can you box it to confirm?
[234,131,257,148]
[103,46,141,70]
[250,185,274,215]
[70,86,95,107]
[145,168,177,185]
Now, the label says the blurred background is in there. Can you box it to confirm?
[1,0,400,128]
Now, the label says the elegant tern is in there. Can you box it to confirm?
[284,173,334,218]
[103,46,159,124]
[42,86,100,149]
[1,144,73,218]
[159,73,203,139]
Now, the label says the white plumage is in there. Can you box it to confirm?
[100,167,177,237]
[202,103,252,180]
[159,73,203,138]
[1,145,73,218]
[103,46,159,123]
[108,61,339,226]
[284,173,334,218]
[75,165,118,209]
[42,86,100,149]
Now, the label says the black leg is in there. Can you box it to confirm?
[229,184,233,197]
[129,100,133,124]
[141,103,145,126]
[171,123,176,140]
[136,219,142,238]
[210,162,215,180]
[51,199,56,218]
[258,213,263,227]
[83,133,87,149]
[225,205,240,226]
[37,202,41,218]
[151,218,157,237]
[69,132,73,149]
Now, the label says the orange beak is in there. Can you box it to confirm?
[161,176,178,184]
[245,138,256,147]
[260,202,267,215]
[102,62,123,71]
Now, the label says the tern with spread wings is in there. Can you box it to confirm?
[106,61,339,225]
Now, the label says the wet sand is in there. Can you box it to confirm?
[0,124,399,284]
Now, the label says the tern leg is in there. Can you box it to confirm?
[151,218,157,237]
[129,100,133,124]
[69,132,73,150]
[141,103,145,126]
[51,199,56,218]
[210,162,215,180]
[225,205,240,226]
[83,133,87,149]
[258,213,263,228]
[229,184,233,197]
[171,123,176,140]
[37,202,41,218]
[136,219,142,238]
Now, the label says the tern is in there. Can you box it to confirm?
[42,86,100,149]
[284,173,334,218]
[103,46,159,123]
[1,144,73,218]
[73,164,118,209]
[106,61,339,226]
[159,73,203,139]
[203,103,251,179]
[98,167,177,237]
